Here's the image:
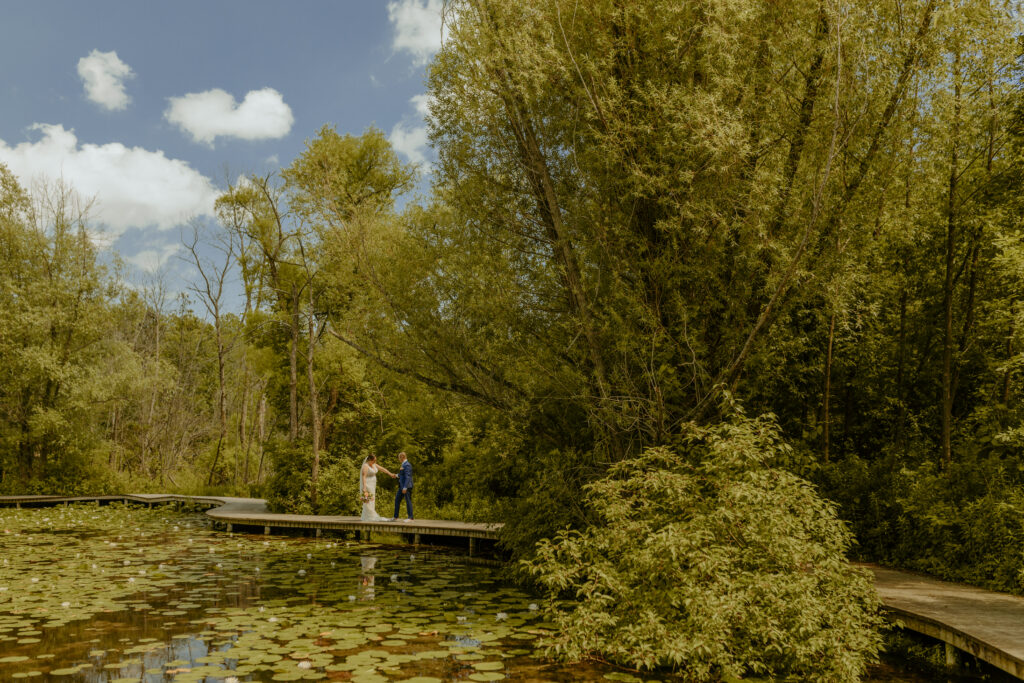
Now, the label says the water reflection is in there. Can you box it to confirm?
[359,554,376,601]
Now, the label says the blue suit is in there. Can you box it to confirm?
[394,460,413,519]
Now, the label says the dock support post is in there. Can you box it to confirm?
[316,528,321,538]
[469,538,475,556]
[16,502,20,509]
[264,526,270,535]
[414,533,420,546]
[226,523,232,533]
[944,643,960,669]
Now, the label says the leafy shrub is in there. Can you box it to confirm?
[523,415,882,681]
[263,439,313,514]
[821,451,1024,593]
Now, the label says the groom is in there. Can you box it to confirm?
[392,452,413,522]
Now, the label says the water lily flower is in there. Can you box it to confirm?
[496,612,508,621]
[258,606,265,612]
[306,553,312,559]
[390,574,399,582]
[528,604,539,611]
[348,595,356,601]
[226,677,239,683]
[61,601,70,608]
[30,577,39,583]
[297,569,306,576]
[268,616,278,622]
[0,587,8,592]
[457,616,467,623]
[128,577,135,583]
[123,560,131,566]
[297,661,312,669]
[255,568,260,573]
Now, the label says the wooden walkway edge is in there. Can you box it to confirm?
[3,496,1024,679]
[863,564,1024,679]
[0,494,503,550]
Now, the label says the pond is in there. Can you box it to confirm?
[0,504,990,682]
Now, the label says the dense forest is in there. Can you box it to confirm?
[2,0,1024,679]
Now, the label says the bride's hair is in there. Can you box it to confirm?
[367,453,376,462]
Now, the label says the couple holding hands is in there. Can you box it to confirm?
[359,451,413,522]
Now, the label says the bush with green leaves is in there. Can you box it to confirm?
[523,415,882,681]
[821,450,1024,594]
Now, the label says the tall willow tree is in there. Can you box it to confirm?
[331,0,944,538]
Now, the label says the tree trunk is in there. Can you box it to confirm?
[307,290,321,511]
[823,313,836,462]
[289,286,300,442]
[895,288,907,451]
[940,51,961,468]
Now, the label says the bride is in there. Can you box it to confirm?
[360,454,397,521]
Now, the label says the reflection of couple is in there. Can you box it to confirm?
[359,452,414,522]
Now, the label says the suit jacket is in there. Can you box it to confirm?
[398,460,413,490]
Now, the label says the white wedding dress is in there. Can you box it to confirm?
[360,463,386,521]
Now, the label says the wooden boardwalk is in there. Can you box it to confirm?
[865,564,1024,678]
[0,494,502,551]
[4,496,1024,678]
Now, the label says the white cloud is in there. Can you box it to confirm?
[410,93,434,118]
[390,94,434,169]
[389,122,430,168]
[387,0,445,65]
[126,242,181,273]
[0,124,218,236]
[77,50,134,111]
[164,88,294,146]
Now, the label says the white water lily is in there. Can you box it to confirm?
[348,595,356,601]
[225,677,239,683]
[61,601,70,608]
[297,569,306,576]
[123,560,131,566]
[390,574,399,582]
[30,577,39,583]
[208,547,215,553]
[258,606,265,612]
[255,568,260,573]
[268,616,278,622]
[528,603,539,611]
[127,577,135,583]
[0,587,8,592]
[297,661,312,669]
[496,612,508,621]
[457,615,467,622]
[138,570,146,575]
[306,553,312,559]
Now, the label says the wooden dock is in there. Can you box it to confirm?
[865,564,1024,679]
[4,496,1024,678]
[0,494,502,552]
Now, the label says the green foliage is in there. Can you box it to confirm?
[524,416,883,680]
[821,451,1024,594]
[263,438,314,514]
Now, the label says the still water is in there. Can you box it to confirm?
[0,504,987,682]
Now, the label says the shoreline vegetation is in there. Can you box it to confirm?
[2,0,1024,680]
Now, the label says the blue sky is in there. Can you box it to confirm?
[0,0,440,294]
